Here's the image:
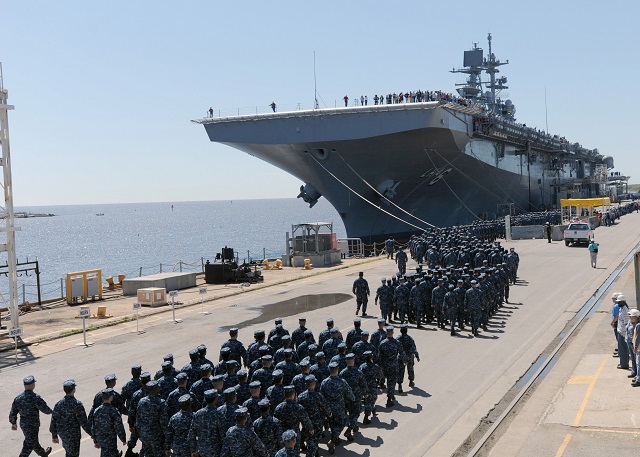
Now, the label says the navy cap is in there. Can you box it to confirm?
[258,399,270,407]
[237,369,248,377]
[102,388,114,396]
[212,375,225,383]
[162,361,172,369]
[249,381,261,389]
[275,318,283,324]
[283,348,293,354]
[328,362,339,369]
[283,385,295,394]
[140,372,152,381]
[361,331,369,336]
[204,389,218,400]
[377,318,386,324]
[338,342,347,349]
[305,375,317,383]
[23,375,36,385]
[385,326,394,332]
[225,360,236,366]
[275,324,283,330]
[331,327,340,333]
[188,348,199,357]
[63,379,76,388]
[299,360,310,367]
[283,429,297,442]
[229,327,239,334]
[178,394,192,405]
[316,351,325,358]
[354,318,361,323]
[197,344,207,351]
[131,365,142,372]
[259,345,270,353]
[326,318,334,324]
[272,369,284,378]
[176,372,188,381]
[364,350,373,357]
[163,354,174,361]
[220,347,231,354]
[308,344,318,351]
[254,329,265,337]
[234,407,248,418]
[261,355,273,361]
[346,353,355,359]
[303,329,313,336]
[223,387,237,396]
[399,323,408,329]
[200,364,212,372]
[146,380,159,389]
[104,374,117,382]
[281,335,291,341]
[298,317,306,322]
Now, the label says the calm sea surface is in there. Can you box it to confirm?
[2,199,346,301]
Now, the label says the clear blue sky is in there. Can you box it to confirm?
[2,1,638,207]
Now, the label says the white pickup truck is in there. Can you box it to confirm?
[563,222,592,246]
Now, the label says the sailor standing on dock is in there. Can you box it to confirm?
[352,272,370,316]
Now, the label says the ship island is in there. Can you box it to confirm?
[194,34,619,242]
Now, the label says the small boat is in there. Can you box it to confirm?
[96,213,104,216]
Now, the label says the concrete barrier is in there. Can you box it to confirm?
[511,225,545,240]
[122,272,197,296]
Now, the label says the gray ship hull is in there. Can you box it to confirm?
[197,103,602,241]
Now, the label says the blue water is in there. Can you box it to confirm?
[1,199,346,301]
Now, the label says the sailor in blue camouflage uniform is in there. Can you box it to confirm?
[395,248,408,275]
[266,369,286,406]
[157,361,178,399]
[465,280,483,336]
[89,374,127,419]
[252,399,282,457]
[396,324,420,392]
[274,335,297,364]
[378,326,407,406]
[309,352,329,388]
[121,365,142,413]
[188,389,225,457]
[275,429,299,457]
[249,346,271,379]
[375,278,392,322]
[91,388,126,457]
[198,344,215,368]
[126,371,151,455]
[453,279,467,331]
[242,381,263,421]
[275,348,301,385]
[432,277,447,329]
[385,237,395,259]
[10,376,53,457]
[351,331,374,367]
[247,330,269,365]
[181,349,203,388]
[443,284,459,336]
[215,347,233,376]
[220,407,266,457]
[135,380,167,457]
[318,319,336,349]
[50,380,91,457]
[165,394,194,457]
[359,351,382,424]
[251,355,275,394]
[291,360,311,395]
[166,372,192,418]
[221,327,248,368]
[269,318,290,340]
[352,271,370,316]
[345,318,363,351]
[273,386,313,454]
[269,324,287,351]
[320,362,355,453]
[321,327,342,360]
[291,318,311,350]
[409,278,425,327]
[297,375,331,457]
[155,354,179,380]
[190,364,214,411]
[330,342,348,372]
[394,278,410,324]
[339,353,367,440]
[296,330,315,361]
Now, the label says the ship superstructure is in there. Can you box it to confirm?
[193,35,614,242]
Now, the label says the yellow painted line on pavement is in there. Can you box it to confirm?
[555,434,572,457]
[586,428,640,435]
[572,356,608,427]
[567,375,593,385]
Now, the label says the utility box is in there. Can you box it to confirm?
[137,287,167,307]
[86,275,100,298]
[70,277,84,299]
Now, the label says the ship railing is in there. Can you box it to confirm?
[200,103,308,119]
[337,238,364,258]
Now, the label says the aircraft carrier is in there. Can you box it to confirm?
[194,34,614,242]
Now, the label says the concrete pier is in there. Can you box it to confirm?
[1,212,639,456]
